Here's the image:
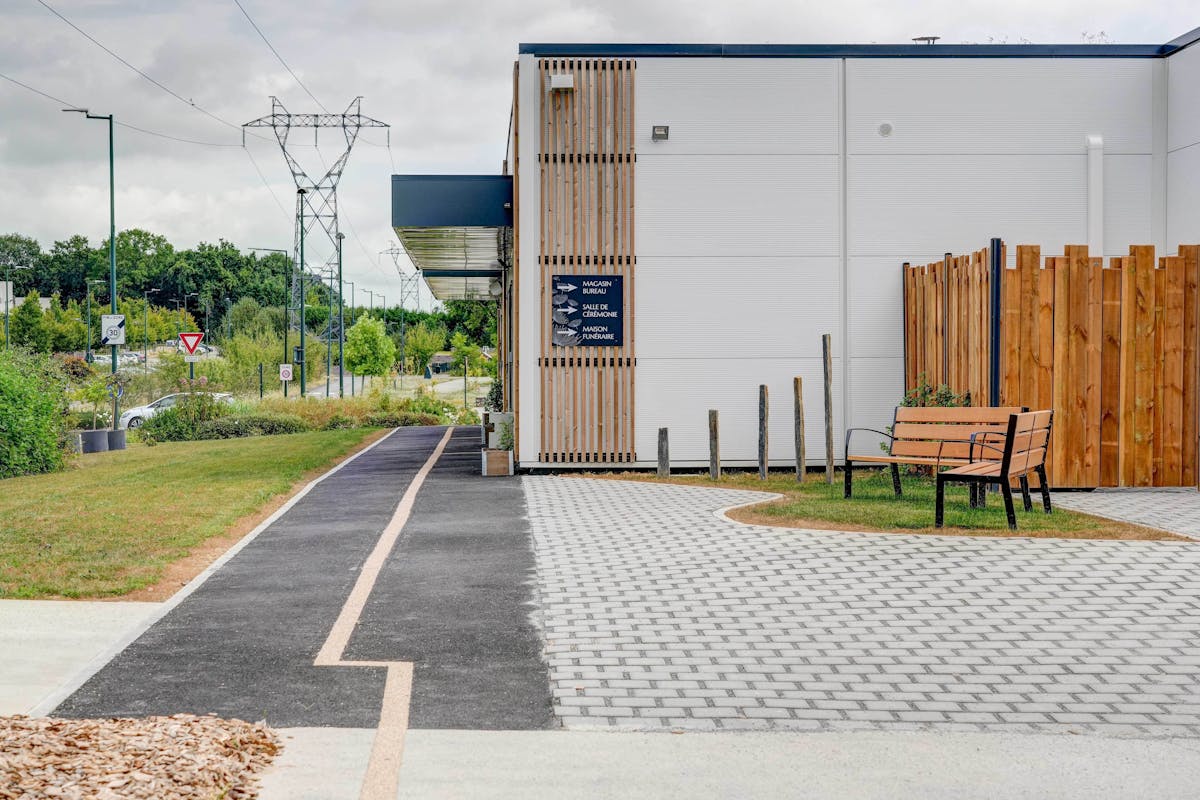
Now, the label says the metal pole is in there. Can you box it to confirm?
[259,362,264,398]
[98,113,119,427]
[988,237,1004,407]
[346,279,355,397]
[143,288,157,376]
[283,258,289,398]
[337,233,345,398]
[326,269,333,398]
[298,188,307,397]
[85,283,91,360]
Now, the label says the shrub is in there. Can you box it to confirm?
[137,407,195,443]
[194,413,311,440]
[66,410,111,431]
[57,355,94,383]
[0,349,70,478]
[322,413,355,431]
[365,411,441,428]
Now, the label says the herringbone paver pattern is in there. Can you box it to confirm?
[525,477,1200,735]
[1054,489,1200,540]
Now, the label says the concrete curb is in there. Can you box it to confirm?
[29,427,401,718]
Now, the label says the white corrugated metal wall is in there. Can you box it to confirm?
[1167,44,1200,247]
[516,47,1199,467]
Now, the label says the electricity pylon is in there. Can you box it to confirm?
[244,97,388,334]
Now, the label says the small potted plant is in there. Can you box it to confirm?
[482,418,514,476]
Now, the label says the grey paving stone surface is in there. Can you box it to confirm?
[1054,488,1200,539]
[525,477,1200,735]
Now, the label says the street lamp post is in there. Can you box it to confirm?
[4,262,31,350]
[144,288,159,377]
[64,107,119,427]
[298,188,308,397]
[336,232,345,398]
[345,279,355,396]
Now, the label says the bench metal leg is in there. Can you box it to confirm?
[890,463,902,497]
[969,483,986,509]
[844,460,853,499]
[1019,477,1033,512]
[935,475,946,528]
[1001,484,1017,530]
[1036,465,1052,513]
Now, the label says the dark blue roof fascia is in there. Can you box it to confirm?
[391,175,512,228]
[519,41,1184,59]
[1162,25,1200,54]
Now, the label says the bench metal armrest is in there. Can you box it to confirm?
[844,427,895,459]
[968,431,1006,463]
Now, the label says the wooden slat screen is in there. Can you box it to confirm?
[905,243,1200,488]
[538,58,636,463]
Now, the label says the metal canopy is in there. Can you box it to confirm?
[391,175,512,301]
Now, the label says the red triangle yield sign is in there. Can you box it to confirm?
[179,332,204,355]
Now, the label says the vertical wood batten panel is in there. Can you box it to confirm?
[537,58,636,463]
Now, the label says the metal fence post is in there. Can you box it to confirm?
[989,237,1004,407]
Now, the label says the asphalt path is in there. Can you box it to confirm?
[55,426,551,730]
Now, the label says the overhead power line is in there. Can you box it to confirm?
[242,146,291,221]
[0,69,240,147]
[35,0,270,141]
[231,0,327,113]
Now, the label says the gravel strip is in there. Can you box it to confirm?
[1,714,280,799]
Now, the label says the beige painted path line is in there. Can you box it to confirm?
[313,426,454,800]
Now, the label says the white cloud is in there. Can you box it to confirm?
[0,0,1196,299]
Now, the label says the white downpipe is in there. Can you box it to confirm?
[1086,135,1104,255]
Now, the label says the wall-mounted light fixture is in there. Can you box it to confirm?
[549,74,575,91]
[651,125,669,141]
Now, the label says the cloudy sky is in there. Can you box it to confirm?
[1,0,1197,307]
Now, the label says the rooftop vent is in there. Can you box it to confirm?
[912,36,941,45]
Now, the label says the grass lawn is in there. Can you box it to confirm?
[0,429,381,599]
[590,468,1184,541]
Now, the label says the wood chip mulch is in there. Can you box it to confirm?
[0,714,281,800]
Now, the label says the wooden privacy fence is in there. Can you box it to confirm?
[903,243,1200,488]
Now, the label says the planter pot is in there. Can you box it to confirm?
[487,412,514,450]
[80,429,109,454]
[66,431,83,454]
[107,429,127,451]
[482,448,514,477]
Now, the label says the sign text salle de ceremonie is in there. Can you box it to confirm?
[550,275,623,347]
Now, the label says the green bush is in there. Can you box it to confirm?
[194,412,311,440]
[322,413,355,431]
[364,411,441,428]
[137,407,195,443]
[66,410,111,430]
[0,349,70,478]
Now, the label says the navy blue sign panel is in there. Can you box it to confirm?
[551,275,623,347]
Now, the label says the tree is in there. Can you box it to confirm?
[344,316,395,381]
[404,321,445,376]
[450,330,483,376]
[10,293,50,352]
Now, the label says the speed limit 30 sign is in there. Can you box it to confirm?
[279,363,294,382]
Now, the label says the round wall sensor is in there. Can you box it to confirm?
[878,122,894,138]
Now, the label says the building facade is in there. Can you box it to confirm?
[392,29,1200,470]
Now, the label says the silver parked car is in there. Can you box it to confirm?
[118,392,233,429]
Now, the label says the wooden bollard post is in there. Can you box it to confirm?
[758,384,769,480]
[708,409,720,481]
[793,376,805,482]
[657,427,670,478]
[822,333,834,485]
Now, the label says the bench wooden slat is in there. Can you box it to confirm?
[892,422,1010,440]
[894,406,1023,424]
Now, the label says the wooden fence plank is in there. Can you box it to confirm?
[1164,256,1185,485]
[1101,260,1122,487]
[1182,246,1200,487]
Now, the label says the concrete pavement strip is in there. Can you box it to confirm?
[256,727,1200,799]
[0,600,159,716]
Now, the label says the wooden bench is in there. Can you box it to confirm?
[935,410,1054,530]
[843,406,1025,499]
